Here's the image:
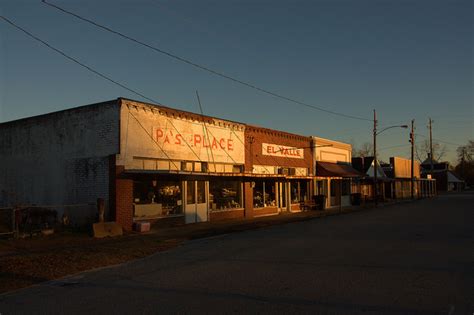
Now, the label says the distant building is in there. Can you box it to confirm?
[352,156,436,200]
[421,156,464,192]
[312,137,361,208]
[351,156,389,200]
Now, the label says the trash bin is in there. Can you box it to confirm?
[314,195,326,210]
[351,193,362,206]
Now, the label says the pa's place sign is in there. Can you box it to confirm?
[153,127,236,154]
[120,106,245,165]
[150,118,244,163]
[262,143,304,159]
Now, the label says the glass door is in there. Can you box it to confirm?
[195,181,208,222]
[185,180,208,224]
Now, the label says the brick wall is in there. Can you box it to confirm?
[243,126,313,218]
[245,126,313,173]
[148,216,185,228]
[210,209,244,221]
[253,207,279,217]
[115,178,133,231]
[243,182,254,218]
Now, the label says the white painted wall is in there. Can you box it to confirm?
[0,101,120,225]
[117,101,245,168]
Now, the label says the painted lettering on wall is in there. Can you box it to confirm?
[118,106,245,166]
[155,128,234,151]
[262,143,304,159]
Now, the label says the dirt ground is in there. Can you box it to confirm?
[0,207,366,294]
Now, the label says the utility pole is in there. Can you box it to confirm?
[373,109,378,207]
[410,119,415,199]
[429,118,433,172]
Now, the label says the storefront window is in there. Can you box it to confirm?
[197,181,206,204]
[342,179,351,195]
[187,182,195,204]
[315,179,326,196]
[253,181,276,208]
[209,180,242,211]
[266,181,276,206]
[133,180,183,217]
[290,181,309,203]
[330,180,337,197]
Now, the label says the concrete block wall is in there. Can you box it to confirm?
[0,100,120,226]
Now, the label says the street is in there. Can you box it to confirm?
[1,193,473,314]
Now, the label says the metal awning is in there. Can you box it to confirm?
[316,161,362,178]
[123,169,312,179]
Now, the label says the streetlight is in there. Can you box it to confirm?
[373,109,408,207]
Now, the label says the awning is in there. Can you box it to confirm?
[316,161,362,178]
[447,171,464,183]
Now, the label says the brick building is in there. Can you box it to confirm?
[244,125,313,217]
[0,98,350,231]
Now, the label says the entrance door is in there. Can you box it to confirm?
[278,182,287,212]
[185,180,208,224]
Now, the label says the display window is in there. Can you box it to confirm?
[330,180,337,198]
[133,180,183,218]
[253,180,277,208]
[209,180,243,211]
[290,180,309,204]
[186,181,195,204]
[197,181,206,204]
[342,179,351,195]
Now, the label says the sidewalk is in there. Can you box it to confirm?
[0,199,409,294]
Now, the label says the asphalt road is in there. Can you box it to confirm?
[1,193,473,315]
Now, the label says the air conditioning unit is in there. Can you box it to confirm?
[278,167,289,175]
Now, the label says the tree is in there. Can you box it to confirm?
[454,140,474,187]
[353,142,373,158]
[456,140,474,163]
[415,139,447,163]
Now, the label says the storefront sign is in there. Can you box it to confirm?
[119,106,245,165]
[262,143,304,159]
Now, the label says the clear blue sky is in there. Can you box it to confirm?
[1,0,472,163]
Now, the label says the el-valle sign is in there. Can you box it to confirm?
[262,143,304,159]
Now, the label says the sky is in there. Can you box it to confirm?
[1,0,472,164]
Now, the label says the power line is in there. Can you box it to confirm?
[0,16,157,105]
[414,133,463,147]
[41,0,372,122]
[0,16,207,162]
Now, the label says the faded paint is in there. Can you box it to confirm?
[116,100,245,168]
[313,136,352,163]
[0,100,120,225]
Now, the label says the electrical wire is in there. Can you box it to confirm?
[0,16,157,105]
[41,0,372,122]
[0,15,206,162]
[414,133,463,147]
